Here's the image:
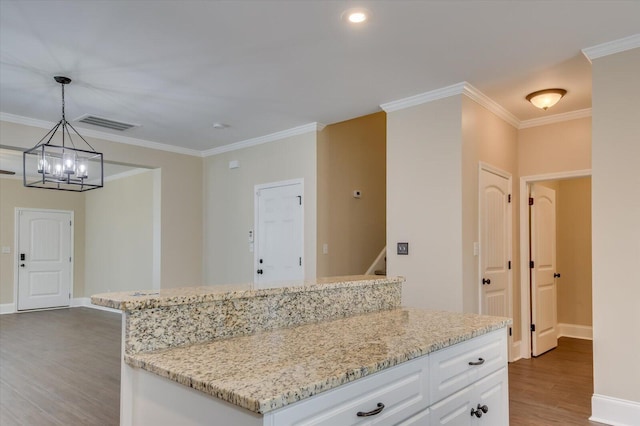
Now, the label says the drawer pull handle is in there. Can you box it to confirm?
[356,402,385,417]
[468,357,485,366]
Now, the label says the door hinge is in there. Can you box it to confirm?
[297,195,302,205]
[70,220,72,226]
[529,197,534,206]
[69,293,71,299]
[530,260,534,269]
[69,257,72,262]
[299,257,302,266]
[508,260,511,270]
[531,324,536,332]
[508,194,511,203]
[509,327,512,336]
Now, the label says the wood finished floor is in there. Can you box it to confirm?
[1,308,599,425]
[0,308,120,426]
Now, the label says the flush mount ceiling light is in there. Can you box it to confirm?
[341,8,371,24]
[23,76,104,192]
[526,88,567,111]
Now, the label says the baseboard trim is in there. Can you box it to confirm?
[71,297,121,314]
[591,394,640,426]
[0,302,16,314]
[557,323,593,340]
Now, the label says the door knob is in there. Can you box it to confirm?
[554,273,561,278]
[482,278,491,285]
[20,263,25,268]
[257,269,263,275]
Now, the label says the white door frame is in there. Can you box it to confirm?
[14,207,75,311]
[253,178,304,285]
[518,169,591,360]
[478,162,513,360]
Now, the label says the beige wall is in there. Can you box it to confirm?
[592,48,640,403]
[461,97,519,336]
[387,96,464,311]
[0,120,203,291]
[556,177,592,327]
[519,117,591,177]
[0,177,86,304]
[203,132,317,285]
[317,112,386,277]
[84,170,156,295]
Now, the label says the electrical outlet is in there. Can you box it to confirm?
[397,242,409,255]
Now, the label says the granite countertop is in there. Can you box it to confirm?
[126,307,511,414]
[91,275,403,311]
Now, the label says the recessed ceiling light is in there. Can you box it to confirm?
[342,8,371,24]
[213,123,228,129]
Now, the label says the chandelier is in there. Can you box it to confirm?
[23,76,103,192]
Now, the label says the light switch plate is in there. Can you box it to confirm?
[397,242,409,255]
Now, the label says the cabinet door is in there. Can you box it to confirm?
[396,408,430,426]
[429,386,474,426]
[473,368,508,426]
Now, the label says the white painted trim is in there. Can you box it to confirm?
[380,82,467,113]
[582,34,640,63]
[591,394,640,426]
[519,108,592,129]
[152,169,162,290]
[202,122,325,157]
[0,112,202,157]
[462,84,520,128]
[104,167,151,182]
[557,323,593,340]
[519,169,592,360]
[71,297,121,314]
[0,303,16,314]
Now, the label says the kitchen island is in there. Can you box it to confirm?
[92,276,511,425]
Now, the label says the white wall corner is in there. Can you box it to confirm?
[202,122,323,157]
[591,394,640,426]
[557,323,593,340]
[582,34,640,63]
[0,303,16,315]
[510,340,522,362]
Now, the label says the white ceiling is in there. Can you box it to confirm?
[0,1,638,153]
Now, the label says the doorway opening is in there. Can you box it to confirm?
[519,169,592,359]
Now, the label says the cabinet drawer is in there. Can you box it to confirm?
[429,329,507,403]
[270,357,429,426]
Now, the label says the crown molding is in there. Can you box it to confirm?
[379,82,467,113]
[462,83,521,128]
[380,82,520,128]
[519,108,592,129]
[202,122,325,157]
[582,34,640,64]
[0,112,202,157]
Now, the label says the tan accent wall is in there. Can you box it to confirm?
[461,97,519,336]
[592,48,640,403]
[0,178,86,304]
[317,112,386,277]
[518,117,591,177]
[84,170,156,295]
[0,120,203,292]
[203,132,317,285]
[387,96,464,311]
[556,177,592,327]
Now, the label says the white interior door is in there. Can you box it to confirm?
[255,180,303,288]
[530,184,558,356]
[479,167,511,319]
[17,209,73,310]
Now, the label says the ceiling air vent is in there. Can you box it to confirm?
[74,114,139,131]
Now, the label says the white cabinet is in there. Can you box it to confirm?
[125,328,508,426]
[430,368,508,426]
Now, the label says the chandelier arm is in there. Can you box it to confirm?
[32,120,63,148]
[62,122,77,150]
[65,121,97,152]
